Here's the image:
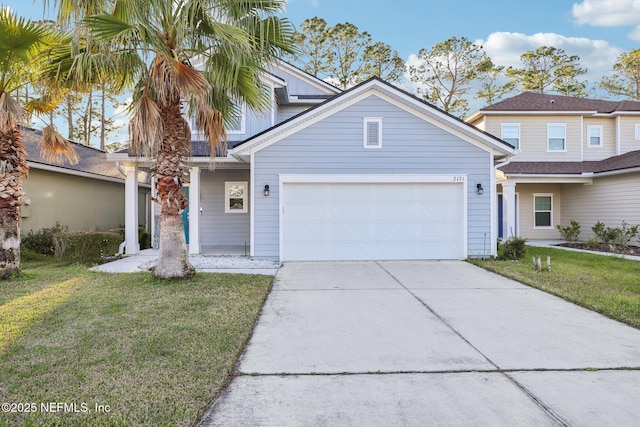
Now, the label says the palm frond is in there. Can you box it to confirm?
[40,125,79,165]
[0,92,24,132]
[25,92,63,116]
[129,94,163,157]
[83,14,136,42]
[195,101,226,156]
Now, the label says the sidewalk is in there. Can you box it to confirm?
[90,249,280,275]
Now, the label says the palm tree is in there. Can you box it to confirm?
[0,9,78,279]
[84,0,293,279]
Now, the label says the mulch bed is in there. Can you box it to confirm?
[556,242,640,256]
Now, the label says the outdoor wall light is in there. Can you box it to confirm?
[476,183,484,195]
[263,184,270,197]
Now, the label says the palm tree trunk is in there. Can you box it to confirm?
[151,99,195,279]
[0,208,21,279]
[0,127,27,279]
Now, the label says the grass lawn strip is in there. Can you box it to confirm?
[469,245,640,329]
[0,261,272,426]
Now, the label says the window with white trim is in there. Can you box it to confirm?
[363,117,382,148]
[501,123,520,150]
[635,124,640,140]
[587,125,603,147]
[225,103,246,134]
[547,124,566,151]
[533,194,553,228]
[225,182,248,213]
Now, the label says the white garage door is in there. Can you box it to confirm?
[282,181,465,261]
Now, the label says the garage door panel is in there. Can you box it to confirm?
[283,181,464,261]
[327,185,371,202]
[327,204,372,220]
[287,203,326,220]
[373,223,416,240]
[327,222,371,240]
[286,222,325,241]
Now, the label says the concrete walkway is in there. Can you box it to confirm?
[90,249,280,275]
[199,261,640,426]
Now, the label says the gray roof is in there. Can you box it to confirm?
[482,92,640,113]
[500,150,640,175]
[22,126,147,181]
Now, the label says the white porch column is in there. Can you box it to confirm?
[502,181,517,239]
[124,166,140,254]
[188,167,201,254]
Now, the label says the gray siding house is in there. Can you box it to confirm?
[112,61,514,260]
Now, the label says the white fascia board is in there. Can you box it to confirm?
[279,173,467,184]
[505,174,593,184]
[475,110,597,116]
[370,88,514,156]
[27,161,151,187]
[610,111,640,117]
[235,80,514,157]
[594,167,640,177]
[107,152,246,167]
[273,60,341,95]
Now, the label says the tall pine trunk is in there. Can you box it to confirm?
[100,86,106,151]
[67,93,74,139]
[0,126,27,279]
[150,99,195,279]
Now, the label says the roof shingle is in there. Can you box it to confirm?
[500,150,640,175]
[482,92,640,113]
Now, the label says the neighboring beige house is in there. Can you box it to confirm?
[467,92,640,241]
[21,127,151,236]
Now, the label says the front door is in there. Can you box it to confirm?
[182,187,189,244]
[498,193,518,238]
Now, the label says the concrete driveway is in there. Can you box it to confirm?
[199,261,640,426]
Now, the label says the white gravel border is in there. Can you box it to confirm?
[138,255,281,271]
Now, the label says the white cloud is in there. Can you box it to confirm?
[476,32,622,83]
[572,0,640,40]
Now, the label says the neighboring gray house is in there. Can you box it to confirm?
[111,61,514,260]
[21,127,151,234]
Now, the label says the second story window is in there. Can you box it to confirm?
[588,125,603,147]
[226,103,246,135]
[501,124,520,150]
[547,124,566,151]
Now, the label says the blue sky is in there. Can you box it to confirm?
[3,0,639,143]
[6,0,637,84]
[282,0,639,85]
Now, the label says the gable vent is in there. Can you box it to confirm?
[363,117,382,148]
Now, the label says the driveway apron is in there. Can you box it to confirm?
[199,261,640,427]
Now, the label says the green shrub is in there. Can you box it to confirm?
[52,231,122,265]
[592,221,622,245]
[139,227,151,249]
[556,220,581,242]
[616,221,639,248]
[21,223,67,255]
[498,236,528,260]
[586,236,600,249]
[591,221,605,243]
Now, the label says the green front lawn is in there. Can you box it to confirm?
[469,246,640,329]
[0,260,272,426]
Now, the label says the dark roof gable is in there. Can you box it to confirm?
[22,126,132,180]
[482,92,640,113]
